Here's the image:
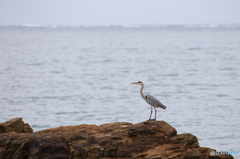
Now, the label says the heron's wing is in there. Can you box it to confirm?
[146,94,166,109]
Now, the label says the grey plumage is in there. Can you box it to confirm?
[131,81,166,120]
[145,94,166,109]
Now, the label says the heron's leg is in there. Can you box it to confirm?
[149,106,153,120]
[154,107,157,121]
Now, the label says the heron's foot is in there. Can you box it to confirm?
[148,119,156,121]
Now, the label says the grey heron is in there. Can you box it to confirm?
[131,81,166,120]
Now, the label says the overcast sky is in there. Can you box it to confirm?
[0,0,240,26]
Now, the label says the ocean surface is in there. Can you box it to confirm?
[0,25,240,154]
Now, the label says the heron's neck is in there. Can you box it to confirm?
[140,84,146,99]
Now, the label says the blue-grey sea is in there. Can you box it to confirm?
[0,25,240,154]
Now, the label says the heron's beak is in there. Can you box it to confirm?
[131,82,138,84]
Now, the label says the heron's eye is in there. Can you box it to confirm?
[138,81,142,83]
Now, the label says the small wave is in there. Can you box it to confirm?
[21,24,41,27]
[31,124,51,128]
[188,47,202,50]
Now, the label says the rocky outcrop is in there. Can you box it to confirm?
[0,118,233,159]
[0,118,33,133]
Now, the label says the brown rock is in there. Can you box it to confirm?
[209,155,234,159]
[23,123,33,133]
[169,133,199,148]
[0,118,33,133]
[0,133,30,159]
[0,118,234,159]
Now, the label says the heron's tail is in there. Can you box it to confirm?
[161,105,167,110]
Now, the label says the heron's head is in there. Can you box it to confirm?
[131,81,143,85]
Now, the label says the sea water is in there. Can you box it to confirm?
[0,25,240,153]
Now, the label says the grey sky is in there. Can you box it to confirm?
[0,0,240,26]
